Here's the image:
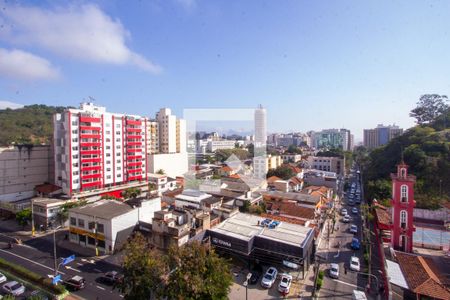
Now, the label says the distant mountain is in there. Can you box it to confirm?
[0,104,67,146]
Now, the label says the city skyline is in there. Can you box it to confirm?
[2,1,450,139]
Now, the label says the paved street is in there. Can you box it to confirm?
[0,229,123,300]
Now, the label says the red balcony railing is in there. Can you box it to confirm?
[127,142,142,146]
[126,127,141,132]
[81,166,102,171]
[126,119,142,125]
[81,158,101,163]
[81,173,102,180]
[126,135,141,139]
[127,155,142,160]
[128,175,142,181]
[79,150,101,155]
[82,181,102,188]
[126,148,142,153]
[79,134,101,139]
[80,142,101,147]
[79,125,101,131]
[80,116,101,123]
[127,168,142,173]
[127,161,143,167]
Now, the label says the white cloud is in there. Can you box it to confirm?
[1,4,161,73]
[0,100,24,110]
[0,48,60,81]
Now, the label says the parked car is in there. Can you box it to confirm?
[350,224,358,234]
[99,271,123,285]
[350,256,360,272]
[0,272,6,284]
[27,290,49,300]
[352,207,358,214]
[329,263,339,279]
[63,275,86,290]
[343,215,351,223]
[348,200,355,206]
[2,281,25,296]
[341,209,348,216]
[351,238,361,250]
[278,274,293,295]
[261,267,278,288]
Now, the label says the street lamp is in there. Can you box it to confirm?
[243,272,252,300]
[48,222,62,276]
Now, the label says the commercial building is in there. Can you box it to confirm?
[307,156,345,176]
[54,103,148,197]
[68,197,161,254]
[312,129,352,151]
[363,124,403,149]
[207,213,315,277]
[0,145,53,203]
[32,197,67,229]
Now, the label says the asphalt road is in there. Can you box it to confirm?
[318,167,372,299]
[0,233,123,300]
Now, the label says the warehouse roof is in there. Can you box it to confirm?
[69,200,133,220]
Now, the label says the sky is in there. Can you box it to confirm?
[1,0,450,141]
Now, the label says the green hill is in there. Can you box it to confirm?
[359,103,450,209]
[0,104,67,146]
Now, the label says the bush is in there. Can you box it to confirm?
[364,253,370,263]
[0,257,67,295]
[318,270,324,280]
[316,278,323,290]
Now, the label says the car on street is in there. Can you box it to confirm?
[343,215,351,223]
[278,274,292,295]
[2,281,25,296]
[249,265,263,285]
[350,224,358,234]
[261,267,278,288]
[99,271,123,285]
[341,208,348,216]
[352,207,358,214]
[351,238,361,250]
[0,272,6,284]
[329,263,339,279]
[63,275,86,290]
[350,256,361,272]
[348,200,355,206]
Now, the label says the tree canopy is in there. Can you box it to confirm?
[267,166,294,180]
[409,94,449,125]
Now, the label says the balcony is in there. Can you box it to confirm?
[126,119,142,126]
[126,148,142,153]
[127,155,142,160]
[80,142,101,147]
[127,168,142,173]
[126,127,141,133]
[126,135,141,139]
[81,158,101,163]
[80,116,101,123]
[81,173,102,180]
[79,125,101,131]
[127,161,143,167]
[80,134,101,139]
[79,150,101,155]
[128,175,142,181]
[127,141,142,146]
[81,165,102,171]
[82,180,102,188]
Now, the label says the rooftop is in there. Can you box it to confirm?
[211,213,313,246]
[69,200,133,220]
[262,190,320,205]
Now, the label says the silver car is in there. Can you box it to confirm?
[329,263,339,279]
[261,267,278,288]
[2,281,25,296]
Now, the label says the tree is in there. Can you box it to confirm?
[164,241,233,300]
[122,187,141,199]
[15,208,31,228]
[366,179,391,203]
[287,144,302,154]
[266,166,294,180]
[57,200,88,226]
[410,94,449,125]
[117,233,166,300]
[156,169,165,175]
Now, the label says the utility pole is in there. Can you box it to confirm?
[31,198,35,237]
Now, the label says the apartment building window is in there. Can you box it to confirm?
[116,145,121,149]
[78,219,85,228]
[72,154,78,159]
[106,168,111,172]
[72,130,78,134]
[72,146,78,151]
[117,167,121,171]
[116,138,121,142]
[117,174,122,178]
[116,131,120,135]
[73,163,79,168]
[116,124,121,128]
[70,217,76,226]
[106,175,111,179]
[72,121,77,126]
[73,179,79,184]
[106,146,111,150]
[97,223,104,233]
[116,153,121,157]
[106,130,111,135]
[117,160,121,163]
[106,153,111,157]
[73,171,79,175]
[106,138,111,142]
[72,138,78,143]
[106,160,111,164]
[88,222,95,230]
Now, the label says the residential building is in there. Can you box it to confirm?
[253,154,282,179]
[281,153,302,163]
[54,102,148,197]
[206,140,236,152]
[254,105,267,149]
[0,145,54,203]
[147,120,159,154]
[32,197,67,229]
[307,156,345,176]
[363,124,403,149]
[147,173,177,194]
[174,189,212,209]
[303,169,339,190]
[311,128,352,151]
[68,197,161,254]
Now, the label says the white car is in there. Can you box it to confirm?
[2,281,25,296]
[278,274,292,295]
[350,224,358,234]
[341,209,348,216]
[343,215,351,223]
[350,256,360,272]
[329,263,339,279]
[261,267,278,288]
[351,207,358,214]
[0,273,6,284]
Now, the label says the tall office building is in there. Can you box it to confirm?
[363,124,403,149]
[312,128,352,151]
[254,105,267,149]
[54,103,148,196]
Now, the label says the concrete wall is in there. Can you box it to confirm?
[413,208,449,222]
[147,152,188,178]
[0,145,52,202]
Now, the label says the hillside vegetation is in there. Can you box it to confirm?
[358,95,450,209]
[0,105,66,146]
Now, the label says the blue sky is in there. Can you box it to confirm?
[1,0,450,141]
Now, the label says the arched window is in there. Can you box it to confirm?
[401,185,408,202]
[400,210,407,229]
[400,168,406,178]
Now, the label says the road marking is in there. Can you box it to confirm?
[65,266,81,273]
[76,262,83,266]
[96,285,106,290]
[332,279,358,288]
[119,295,124,298]
[334,249,340,258]
[0,248,65,275]
[94,268,102,273]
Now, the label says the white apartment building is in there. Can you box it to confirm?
[253,154,282,179]
[206,140,236,152]
[68,198,161,254]
[54,103,148,196]
[254,105,267,149]
[0,145,53,203]
[174,189,212,209]
[307,156,345,176]
[155,108,186,154]
[147,173,177,193]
